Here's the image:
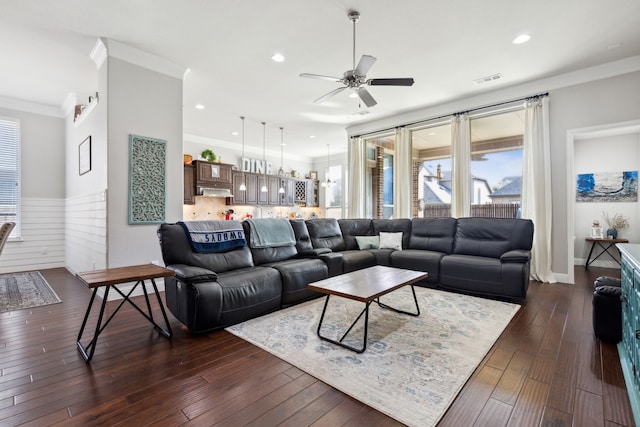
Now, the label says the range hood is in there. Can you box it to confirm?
[200,188,233,198]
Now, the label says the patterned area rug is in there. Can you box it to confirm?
[227,286,520,427]
[0,271,61,313]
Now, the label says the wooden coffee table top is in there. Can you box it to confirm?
[308,265,428,303]
[76,264,175,289]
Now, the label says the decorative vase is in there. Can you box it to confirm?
[606,228,618,239]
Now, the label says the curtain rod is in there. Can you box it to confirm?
[351,92,549,139]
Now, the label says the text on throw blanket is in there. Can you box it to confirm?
[192,230,245,244]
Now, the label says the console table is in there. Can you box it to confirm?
[584,237,628,268]
[76,264,174,362]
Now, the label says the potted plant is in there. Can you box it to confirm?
[201,149,216,163]
[602,212,629,239]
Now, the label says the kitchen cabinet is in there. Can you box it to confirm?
[294,179,319,207]
[229,172,258,205]
[194,160,232,188]
[184,164,195,205]
[228,173,295,206]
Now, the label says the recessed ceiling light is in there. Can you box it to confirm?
[349,92,358,98]
[512,34,531,45]
[310,135,316,139]
[195,104,205,110]
[271,53,285,62]
[428,132,436,136]
[231,131,239,136]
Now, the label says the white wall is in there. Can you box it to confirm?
[573,133,639,267]
[65,57,108,274]
[0,105,66,273]
[106,57,183,268]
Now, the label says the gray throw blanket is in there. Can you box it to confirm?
[177,220,246,253]
[245,218,295,248]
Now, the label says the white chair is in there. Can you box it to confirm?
[0,222,15,256]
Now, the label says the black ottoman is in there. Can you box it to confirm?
[592,276,622,343]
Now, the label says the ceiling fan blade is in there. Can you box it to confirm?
[368,78,415,86]
[355,55,377,76]
[300,73,342,82]
[313,86,347,104]
[357,87,377,108]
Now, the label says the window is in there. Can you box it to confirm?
[363,136,395,219]
[412,122,452,218]
[470,110,523,218]
[411,109,523,218]
[0,117,20,239]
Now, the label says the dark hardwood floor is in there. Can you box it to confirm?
[0,266,634,426]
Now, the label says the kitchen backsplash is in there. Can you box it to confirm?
[183,196,324,221]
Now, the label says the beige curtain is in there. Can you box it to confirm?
[348,137,366,218]
[521,96,554,282]
[394,127,412,219]
[451,113,471,218]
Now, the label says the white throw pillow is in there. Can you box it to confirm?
[355,235,379,250]
[379,232,403,251]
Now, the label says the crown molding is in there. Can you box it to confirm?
[183,133,312,162]
[102,38,187,80]
[346,55,640,137]
[0,95,64,118]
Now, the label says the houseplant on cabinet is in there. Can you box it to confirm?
[201,149,216,163]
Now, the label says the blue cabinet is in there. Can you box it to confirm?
[618,243,640,425]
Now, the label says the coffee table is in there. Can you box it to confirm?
[308,265,428,353]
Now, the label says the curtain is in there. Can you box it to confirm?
[521,96,554,283]
[394,127,412,219]
[348,137,366,218]
[451,113,471,218]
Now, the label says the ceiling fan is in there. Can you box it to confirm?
[300,10,415,108]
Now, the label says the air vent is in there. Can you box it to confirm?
[473,73,503,85]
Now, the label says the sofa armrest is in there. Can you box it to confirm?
[167,264,218,283]
[595,285,622,298]
[299,248,332,257]
[500,250,531,263]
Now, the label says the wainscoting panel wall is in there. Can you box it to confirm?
[65,190,107,275]
[0,197,65,273]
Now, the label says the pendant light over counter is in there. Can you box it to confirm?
[239,116,246,191]
[321,143,333,187]
[260,121,268,193]
[278,127,285,194]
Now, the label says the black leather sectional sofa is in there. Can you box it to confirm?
[157,217,534,333]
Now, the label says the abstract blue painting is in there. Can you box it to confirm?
[576,170,638,202]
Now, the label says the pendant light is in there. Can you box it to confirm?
[321,143,332,187]
[260,121,268,193]
[278,127,285,194]
[239,116,246,191]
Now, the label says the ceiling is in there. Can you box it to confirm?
[0,0,639,159]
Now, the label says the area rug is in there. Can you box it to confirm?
[0,271,61,313]
[227,286,520,427]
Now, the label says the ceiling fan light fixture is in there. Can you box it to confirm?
[300,10,414,107]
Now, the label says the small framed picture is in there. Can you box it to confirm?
[79,136,91,175]
[309,170,318,180]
